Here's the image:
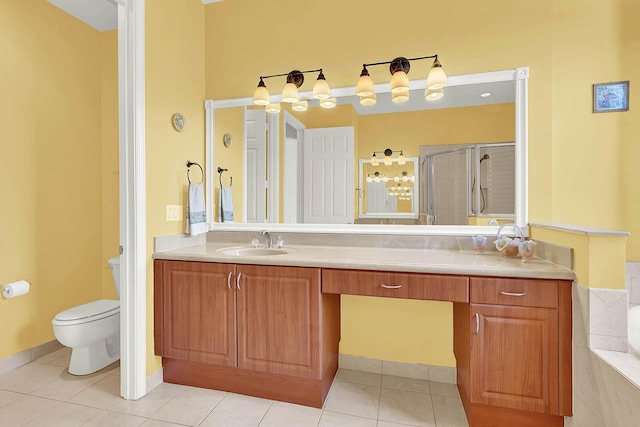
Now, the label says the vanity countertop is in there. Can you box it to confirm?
[153,243,575,280]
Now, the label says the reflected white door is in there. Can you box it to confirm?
[303,127,354,224]
[245,109,267,223]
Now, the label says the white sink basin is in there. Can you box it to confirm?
[217,247,290,257]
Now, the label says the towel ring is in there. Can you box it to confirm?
[186,161,204,184]
[217,166,232,187]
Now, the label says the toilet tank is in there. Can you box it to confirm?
[107,256,121,298]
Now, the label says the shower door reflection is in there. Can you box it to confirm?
[426,148,469,225]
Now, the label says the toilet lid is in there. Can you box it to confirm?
[54,299,119,322]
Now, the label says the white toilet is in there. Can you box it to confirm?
[52,256,121,375]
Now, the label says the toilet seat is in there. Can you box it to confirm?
[52,299,120,326]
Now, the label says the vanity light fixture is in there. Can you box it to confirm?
[356,54,447,106]
[425,88,444,101]
[360,92,377,106]
[252,68,331,107]
[319,97,337,109]
[265,103,281,114]
[370,149,406,166]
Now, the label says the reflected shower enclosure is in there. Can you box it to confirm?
[423,143,515,225]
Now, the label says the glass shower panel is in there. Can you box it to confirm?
[426,149,469,225]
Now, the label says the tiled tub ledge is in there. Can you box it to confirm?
[592,348,640,391]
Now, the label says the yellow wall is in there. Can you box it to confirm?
[101,30,120,298]
[0,1,116,360]
[145,0,206,375]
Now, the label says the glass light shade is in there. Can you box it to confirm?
[292,100,308,112]
[425,88,444,101]
[360,93,377,106]
[394,176,400,182]
[397,152,406,165]
[366,176,373,183]
[390,71,410,93]
[392,90,409,103]
[253,85,270,106]
[313,78,331,99]
[402,175,409,182]
[265,103,281,114]
[371,154,379,166]
[427,61,448,89]
[356,75,375,96]
[320,97,336,109]
[282,83,299,103]
[383,155,392,166]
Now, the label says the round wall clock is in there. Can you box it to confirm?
[223,133,233,148]
[172,113,185,132]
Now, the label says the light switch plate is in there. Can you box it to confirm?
[166,205,182,222]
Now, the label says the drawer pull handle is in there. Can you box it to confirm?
[237,272,243,291]
[227,272,233,291]
[499,291,527,297]
[380,283,403,289]
[475,313,480,334]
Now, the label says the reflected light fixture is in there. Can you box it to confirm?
[370,148,406,166]
[265,103,281,114]
[425,88,444,101]
[292,100,308,112]
[320,97,336,109]
[360,92,377,106]
[252,68,331,107]
[355,54,447,106]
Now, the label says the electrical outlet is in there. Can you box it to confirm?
[166,205,182,222]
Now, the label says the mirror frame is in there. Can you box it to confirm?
[204,67,529,236]
[359,157,420,220]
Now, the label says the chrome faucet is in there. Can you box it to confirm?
[259,230,272,248]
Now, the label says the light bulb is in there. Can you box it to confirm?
[356,66,374,96]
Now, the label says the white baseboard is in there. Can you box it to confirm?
[0,340,64,375]
[338,354,457,384]
[146,367,164,394]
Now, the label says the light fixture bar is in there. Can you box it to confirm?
[259,68,323,81]
[362,54,438,69]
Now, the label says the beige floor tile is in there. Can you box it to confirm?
[335,369,382,387]
[381,375,431,394]
[0,389,23,408]
[68,375,121,409]
[107,382,182,418]
[431,395,468,427]
[0,363,66,394]
[199,393,273,427]
[48,353,73,368]
[428,382,460,397]
[24,401,100,426]
[323,381,379,419]
[149,385,226,426]
[31,371,107,401]
[378,421,422,427]
[258,401,322,427]
[317,410,377,427]
[82,410,146,427]
[0,395,60,426]
[378,388,435,427]
[140,419,186,426]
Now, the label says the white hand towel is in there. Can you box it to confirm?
[218,186,234,222]
[186,183,207,236]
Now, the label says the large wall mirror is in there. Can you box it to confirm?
[205,68,528,235]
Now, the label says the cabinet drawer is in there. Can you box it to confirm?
[322,269,469,302]
[470,277,558,308]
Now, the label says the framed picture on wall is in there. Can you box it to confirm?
[593,81,629,113]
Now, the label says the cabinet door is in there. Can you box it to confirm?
[161,261,236,366]
[470,303,559,414]
[236,265,321,378]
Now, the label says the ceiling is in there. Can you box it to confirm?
[47,0,117,32]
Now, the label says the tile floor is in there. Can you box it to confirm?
[0,348,468,427]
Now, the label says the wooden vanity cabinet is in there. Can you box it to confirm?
[454,277,572,427]
[154,260,341,408]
